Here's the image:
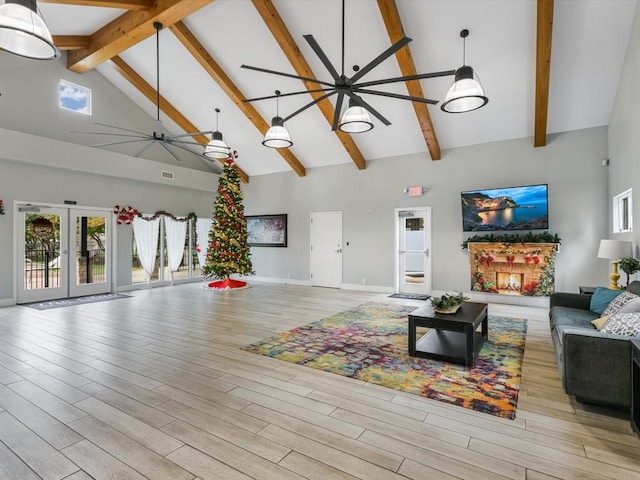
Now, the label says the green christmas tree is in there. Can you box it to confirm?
[202,157,254,281]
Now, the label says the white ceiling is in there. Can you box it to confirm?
[39,0,639,178]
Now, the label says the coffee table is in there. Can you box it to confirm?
[408,301,488,367]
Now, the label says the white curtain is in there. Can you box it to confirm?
[165,216,187,283]
[132,215,160,287]
[196,218,212,270]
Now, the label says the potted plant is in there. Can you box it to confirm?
[620,257,640,288]
[431,291,469,314]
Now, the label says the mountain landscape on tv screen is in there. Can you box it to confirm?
[461,185,548,232]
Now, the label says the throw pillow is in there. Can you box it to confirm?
[591,315,609,330]
[614,296,640,314]
[590,287,624,315]
[600,313,640,336]
[602,291,639,316]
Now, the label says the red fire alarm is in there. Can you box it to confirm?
[408,186,424,197]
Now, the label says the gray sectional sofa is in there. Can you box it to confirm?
[549,281,640,409]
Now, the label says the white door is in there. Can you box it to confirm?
[310,211,342,288]
[17,205,112,303]
[395,207,432,295]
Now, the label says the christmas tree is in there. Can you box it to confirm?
[202,156,254,288]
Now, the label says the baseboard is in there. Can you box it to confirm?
[0,298,14,307]
[239,275,311,287]
[341,283,394,293]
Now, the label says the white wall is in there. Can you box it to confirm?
[609,5,640,255]
[243,127,609,293]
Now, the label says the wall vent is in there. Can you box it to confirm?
[161,170,174,180]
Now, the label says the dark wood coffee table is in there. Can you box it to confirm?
[408,301,488,367]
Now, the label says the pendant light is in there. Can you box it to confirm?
[204,108,231,159]
[0,0,59,60]
[441,29,488,113]
[263,90,293,148]
[339,97,374,133]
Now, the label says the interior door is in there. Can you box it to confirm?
[17,205,112,303]
[310,211,343,288]
[17,205,69,303]
[69,209,112,297]
[395,207,432,295]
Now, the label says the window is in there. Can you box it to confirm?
[613,188,633,233]
[59,79,91,115]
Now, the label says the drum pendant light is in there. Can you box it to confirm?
[263,90,293,148]
[0,0,59,60]
[205,108,232,159]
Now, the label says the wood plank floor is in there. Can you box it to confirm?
[0,282,638,479]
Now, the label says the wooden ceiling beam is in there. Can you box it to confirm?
[376,0,441,160]
[110,55,250,183]
[66,0,214,73]
[169,21,306,177]
[251,0,367,170]
[534,0,554,147]
[53,35,90,50]
[41,0,154,9]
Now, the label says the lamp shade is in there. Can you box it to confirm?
[204,131,230,159]
[440,65,488,113]
[597,239,632,260]
[262,116,293,148]
[0,0,58,60]
[339,99,373,133]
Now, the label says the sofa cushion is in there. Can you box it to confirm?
[590,287,624,315]
[603,291,639,316]
[551,306,600,332]
[591,315,609,330]
[614,296,640,314]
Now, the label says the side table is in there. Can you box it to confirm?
[632,339,640,437]
[579,286,596,295]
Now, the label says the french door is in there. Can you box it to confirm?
[17,205,112,303]
[395,207,432,295]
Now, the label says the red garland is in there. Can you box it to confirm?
[113,205,139,225]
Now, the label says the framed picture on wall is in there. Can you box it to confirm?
[246,214,287,247]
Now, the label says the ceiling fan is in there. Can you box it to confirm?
[241,0,485,136]
[74,22,225,171]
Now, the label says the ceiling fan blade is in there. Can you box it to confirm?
[159,142,184,162]
[282,91,338,123]
[168,131,214,139]
[303,34,341,81]
[92,122,149,136]
[346,93,391,126]
[332,92,345,131]
[71,131,149,138]
[356,88,439,105]
[244,88,334,103]
[349,36,412,85]
[241,64,334,88]
[357,69,456,88]
[92,139,153,148]
[133,141,156,158]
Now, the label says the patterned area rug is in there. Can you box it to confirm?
[388,293,430,300]
[242,302,527,419]
[21,293,131,310]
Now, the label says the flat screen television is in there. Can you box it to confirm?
[461,184,548,232]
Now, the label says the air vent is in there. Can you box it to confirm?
[161,170,174,180]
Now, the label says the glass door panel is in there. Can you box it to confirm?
[396,208,431,295]
[69,209,111,297]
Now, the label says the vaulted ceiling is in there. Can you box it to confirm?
[39,0,638,182]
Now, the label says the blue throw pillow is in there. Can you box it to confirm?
[590,287,624,315]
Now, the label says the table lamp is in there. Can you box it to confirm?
[598,239,633,289]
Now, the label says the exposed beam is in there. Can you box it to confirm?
[53,35,90,50]
[110,55,250,183]
[534,0,554,147]
[169,21,306,177]
[376,0,441,161]
[41,0,153,9]
[66,0,214,73]
[251,0,367,170]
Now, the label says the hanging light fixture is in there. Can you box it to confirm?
[263,90,293,148]
[339,97,373,133]
[204,108,231,159]
[441,29,488,113]
[0,0,58,60]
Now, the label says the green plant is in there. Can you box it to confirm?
[620,257,640,287]
[431,291,469,310]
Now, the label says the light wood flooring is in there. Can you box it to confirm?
[0,282,638,479]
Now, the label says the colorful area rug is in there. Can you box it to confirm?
[241,302,527,419]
